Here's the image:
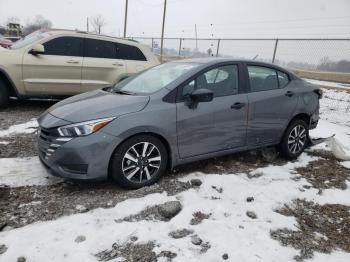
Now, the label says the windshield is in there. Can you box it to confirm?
[112,62,200,95]
[11,31,47,49]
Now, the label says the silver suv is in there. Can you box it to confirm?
[0,29,159,107]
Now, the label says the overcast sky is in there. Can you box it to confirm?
[0,0,349,39]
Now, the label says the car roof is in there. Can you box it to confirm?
[40,29,140,46]
[174,57,296,77]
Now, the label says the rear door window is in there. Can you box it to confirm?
[85,38,116,59]
[247,66,279,92]
[43,37,83,57]
[277,71,290,88]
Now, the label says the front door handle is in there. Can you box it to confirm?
[66,60,79,64]
[231,102,245,110]
[285,91,294,97]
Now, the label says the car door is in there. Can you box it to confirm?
[176,64,248,158]
[81,38,126,92]
[245,64,298,146]
[22,36,83,95]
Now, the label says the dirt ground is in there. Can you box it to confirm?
[0,100,349,261]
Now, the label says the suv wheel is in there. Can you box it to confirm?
[110,135,168,189]
[0,80,10,108]
[280,119,309,159]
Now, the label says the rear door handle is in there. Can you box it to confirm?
[112,63,124,66]
[231,102,245,110]
[66,60,79,64]
[285,91,294,97]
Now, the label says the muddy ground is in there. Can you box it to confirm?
[0,100,349,261]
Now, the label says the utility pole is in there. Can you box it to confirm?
[86,17,89,32]
[123,0,128,38]
[160,0,167,62]
[195,24,198,51]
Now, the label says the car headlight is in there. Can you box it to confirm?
[57,117,115,137]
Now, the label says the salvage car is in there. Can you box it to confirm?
[0,29,160,108]
[37,58,322,189]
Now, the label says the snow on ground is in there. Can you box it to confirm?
[304,78,350,90]
[0,153,349,262]
[0,157,62,187]
[0,119,38,137]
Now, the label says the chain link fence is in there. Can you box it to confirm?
[132,36,350,121]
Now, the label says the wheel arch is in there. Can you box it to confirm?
[108,131,173,179]
[0,69,20,97]
[289,113,311,127]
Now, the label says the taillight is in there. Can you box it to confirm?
[314,88,323,99]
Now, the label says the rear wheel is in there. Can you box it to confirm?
[110,135,168,189]
[280,119,309,159]
[0,80,10,108]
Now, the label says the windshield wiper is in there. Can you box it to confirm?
[114,90,135,95]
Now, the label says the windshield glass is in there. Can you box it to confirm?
[11,31,47,49]
[112,62,200,95]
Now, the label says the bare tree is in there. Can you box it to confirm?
[90,15,107,34]
[23,15,52,36]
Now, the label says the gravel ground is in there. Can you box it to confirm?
[272,199,350,261]
[1,100,350,261]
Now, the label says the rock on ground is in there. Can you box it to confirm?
[0,244,7,255]
[168,228,193,239]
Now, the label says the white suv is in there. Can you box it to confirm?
[0,29,160,107]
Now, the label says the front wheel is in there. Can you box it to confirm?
[110,135,168,189]
[280,119,309,159]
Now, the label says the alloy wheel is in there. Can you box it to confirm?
[287,125,307,154]
[122,142,161,183]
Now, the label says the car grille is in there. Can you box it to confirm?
[38,126,71,161]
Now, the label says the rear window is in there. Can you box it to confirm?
[116,43,147,61]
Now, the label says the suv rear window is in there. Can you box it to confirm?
[43,37,83,57]
[85,38,116,59]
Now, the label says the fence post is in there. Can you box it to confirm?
[216,39,221,57]
[179,38,182,56]
[151,38,154,52]
[272,39,279,63]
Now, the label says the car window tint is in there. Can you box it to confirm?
[193,65,239,97]
[43,37,83,57]
[277,71,290,88]
[116,43,147,61]
[85,38,116,59]
[248,66,279,92]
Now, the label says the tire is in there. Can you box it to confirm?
[110,135,168,189]
[0,80,10,108]
[280,119,309,159]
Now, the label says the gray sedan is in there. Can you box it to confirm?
[37,58,321,189]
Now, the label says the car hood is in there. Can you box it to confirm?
[48,89,150,123]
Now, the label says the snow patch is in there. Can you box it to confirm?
[0,157,63,187]
[0,119,38,137]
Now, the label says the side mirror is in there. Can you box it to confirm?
[190,88,214,103]
[29,44,45,56]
